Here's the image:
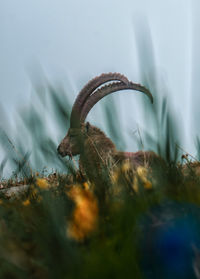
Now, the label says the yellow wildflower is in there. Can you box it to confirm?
[66,184,81,198]
[83,182,90,190]
[121,160,132,173]
[132,176,139,193]
[22,199,30,206]
[137,166,147,177]
[143,180,153,190]
[36,178,49,189]
[136,166,153,191]
[67,186,98,241]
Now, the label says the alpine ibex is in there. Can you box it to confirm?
[57,73,160,182]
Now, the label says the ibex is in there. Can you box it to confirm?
[57,73,160,183]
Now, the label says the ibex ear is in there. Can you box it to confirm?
[85,122,90,133]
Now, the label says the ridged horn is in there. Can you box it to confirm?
[70,73,129,128]
[80,81,153,123]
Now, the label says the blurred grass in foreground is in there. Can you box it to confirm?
[0,154,200,278]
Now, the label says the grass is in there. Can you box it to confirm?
[0,159,200,278]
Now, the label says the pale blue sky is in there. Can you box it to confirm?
[0,0,200,174]
[0,0,192,107]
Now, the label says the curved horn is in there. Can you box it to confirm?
[70,73,129,128]
[80,81,153,123]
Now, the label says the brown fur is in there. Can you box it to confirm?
[58,122,161,180]
[79,124,116,180]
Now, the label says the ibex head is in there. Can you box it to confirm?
[57,127,82,157]
[57,72,153,157]
[57,123,90,157]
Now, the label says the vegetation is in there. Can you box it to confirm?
[0,29,200,278]
[0,78,200,279]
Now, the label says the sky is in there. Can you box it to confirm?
[0,0,200,173]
